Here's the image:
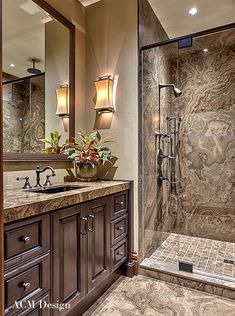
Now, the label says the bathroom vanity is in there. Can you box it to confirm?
[3,180,134,315]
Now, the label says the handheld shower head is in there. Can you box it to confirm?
[159,84,182,97]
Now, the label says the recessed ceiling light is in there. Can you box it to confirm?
[203,48,208,53]
[10,64,16,68]
[189,7,198,16]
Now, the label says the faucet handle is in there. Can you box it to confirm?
[43,174,54,187]
[16,177,32,190]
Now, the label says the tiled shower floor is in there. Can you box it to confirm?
[143,233,235,279]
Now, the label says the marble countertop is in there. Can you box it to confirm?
[4,180,130,224]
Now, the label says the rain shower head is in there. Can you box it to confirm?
[159,84,182,97]
[27,59,41,75]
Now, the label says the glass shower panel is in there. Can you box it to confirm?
[141,42,181,271]
[177,28,235,281]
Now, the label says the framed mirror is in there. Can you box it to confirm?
[1,0,75,162]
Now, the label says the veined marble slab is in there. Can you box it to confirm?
[4,180,130,224]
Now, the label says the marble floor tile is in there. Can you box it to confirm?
[84,276,235,316]
[179,288,235,316]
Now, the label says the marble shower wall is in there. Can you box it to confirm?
[177,29,235,243]
[142,28,235,260]
[3,75,45,153]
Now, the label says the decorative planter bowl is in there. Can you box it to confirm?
[75,162,98,181]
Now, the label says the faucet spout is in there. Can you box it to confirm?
[35,166,56,187]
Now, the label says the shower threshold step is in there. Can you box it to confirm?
[139,259,235,300]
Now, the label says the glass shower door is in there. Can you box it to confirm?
[141,41,181,272]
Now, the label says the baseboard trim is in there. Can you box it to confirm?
[68,269,122,316]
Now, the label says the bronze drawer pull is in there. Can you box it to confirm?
[88,214,94,232]
[116,251,124,256]
[20,236,30,243]
[116,226,124,231]
[81,217,88,235]
[21,282,31,291]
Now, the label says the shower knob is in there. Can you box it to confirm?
[158,176,168,181]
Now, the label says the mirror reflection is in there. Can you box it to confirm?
[2,0,70,153]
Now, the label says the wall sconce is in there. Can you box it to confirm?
[56,84,69,132]
[95,75,115,112]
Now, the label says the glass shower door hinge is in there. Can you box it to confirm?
[179,261,193,273]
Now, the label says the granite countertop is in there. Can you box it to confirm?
[4,180,130,224]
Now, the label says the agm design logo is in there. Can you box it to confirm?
[14,300,71,312]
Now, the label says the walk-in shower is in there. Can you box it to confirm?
[140,26,235,292]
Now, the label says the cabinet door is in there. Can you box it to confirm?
[87,197,110,292]
[52,205,85,315]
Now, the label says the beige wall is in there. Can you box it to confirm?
[85,0,139,249]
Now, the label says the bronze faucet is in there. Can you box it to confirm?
[35,166,56,187]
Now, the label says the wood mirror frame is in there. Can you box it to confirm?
[2,0,75,162]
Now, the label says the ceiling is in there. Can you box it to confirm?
[3,0,51,79]
[148,0,235,38]
[79,0,235,38]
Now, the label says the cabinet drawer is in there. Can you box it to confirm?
[15,293,50,316]
[111,239,127,270]
[111,191,128,219]
[4,253,50,316]
[4,215,50,271]
[111,214,128,246]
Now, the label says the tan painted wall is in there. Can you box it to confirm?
[85,0,139,249]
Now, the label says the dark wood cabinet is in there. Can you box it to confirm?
[52,205,85,315]
[4,253,50,316]
[4,215,50,272]
[4,186,134,316]
[86,197,110,292]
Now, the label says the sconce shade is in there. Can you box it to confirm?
[95,76,114,112]
[56,85,69,115]
[62,116,69,133]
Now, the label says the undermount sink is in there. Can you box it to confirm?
[29,184,87,194]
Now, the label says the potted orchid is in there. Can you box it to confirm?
[61,131,113,181]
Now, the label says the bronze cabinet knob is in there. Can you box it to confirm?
[20,236,30,243]
[117,226,124,231]
[116,201,124,206]
[21,282,31,291]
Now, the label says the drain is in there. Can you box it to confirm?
[224,259,234,265]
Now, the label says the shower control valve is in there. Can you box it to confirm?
[155,132,169,138]
[159,153,176,160]
[158,176,168,181]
